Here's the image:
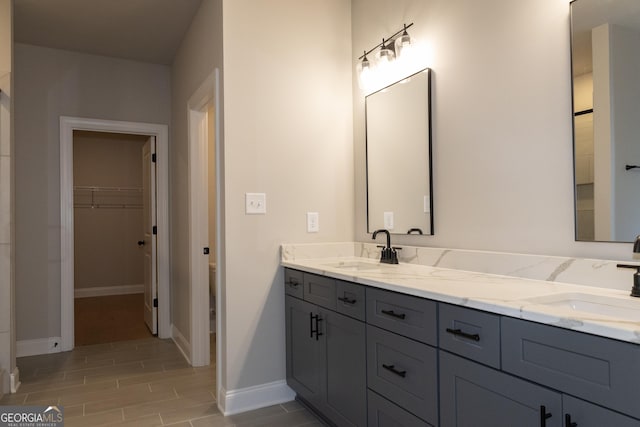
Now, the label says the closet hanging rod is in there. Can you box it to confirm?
[73,204,143,209]
[73,185,142,192]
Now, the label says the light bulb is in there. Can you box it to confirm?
[375,39,395,66]
[357,51,373,91]
[394,25,413,58]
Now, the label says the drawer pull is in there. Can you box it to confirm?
[287,280,299,288]
[564,414,577,427]
[381,309,406,320]
[382,364,407,378]
[446,328,480,342]
[539,405,552,427]
[338,296,357,305]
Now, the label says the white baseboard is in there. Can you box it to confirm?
[17,337,63,357]
[219,380,296,416]
[75,284,144,298]
[10,367,20,393]
[171,324,191,364]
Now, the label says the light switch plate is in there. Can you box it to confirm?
[307,212,319,232]
[246,193,266,214]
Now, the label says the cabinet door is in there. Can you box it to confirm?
[440,351,562,427]
[323,308,367,427]
[563,395,640,427]
[285,296,325,410]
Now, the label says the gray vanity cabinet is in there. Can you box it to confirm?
[284,271,367,427]
[440,351,562,427]
[285,267,640,427]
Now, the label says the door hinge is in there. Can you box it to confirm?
[152,153,157,163]
[153,298,158,308]
[203,247,210,255]
[152,226,157,235]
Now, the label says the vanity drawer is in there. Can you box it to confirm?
[367,325,438,425]
[336,280,366,321]
[284,269,304,298]
[303,273,336,310]
[502,317,640,419]
[366,288,437,345]
[438,303,501,369]
[368,390,432,427]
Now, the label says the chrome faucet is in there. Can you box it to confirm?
[372,229,400,264]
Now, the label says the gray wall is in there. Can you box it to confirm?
[169,0,223,361]
[14,43,171,341]
[352,0,633,261]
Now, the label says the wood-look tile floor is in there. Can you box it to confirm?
[0,336,323,427]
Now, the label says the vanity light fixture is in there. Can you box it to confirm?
[357,23,414,91]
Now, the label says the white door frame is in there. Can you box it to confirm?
[188,70,221,367]
[59,116,170,351]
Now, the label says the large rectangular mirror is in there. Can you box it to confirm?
[366,68,433,235]
[571,0,640,242]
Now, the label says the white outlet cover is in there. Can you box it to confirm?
[384,211,394,229]
[307,212,319,232]
[246,193,266,214]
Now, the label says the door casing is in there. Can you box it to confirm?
[59,116,170,351]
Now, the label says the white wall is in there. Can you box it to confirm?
[0,0,13,395]
[169,0,223,362]
[353,0,634,261]
[222,0,353,392]
[14,44,171,341]
[609,25,640,241]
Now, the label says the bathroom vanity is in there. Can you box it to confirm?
[282,251,640,427]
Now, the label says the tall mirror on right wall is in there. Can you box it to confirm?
[571,0,640,242]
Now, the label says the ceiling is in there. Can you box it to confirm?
[571,0,640,76]
[14,0,204,65]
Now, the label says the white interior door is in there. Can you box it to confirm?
[142,136,157,334]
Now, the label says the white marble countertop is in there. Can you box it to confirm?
[282,256,640,344]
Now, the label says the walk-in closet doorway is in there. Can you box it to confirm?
[72,130,154,345]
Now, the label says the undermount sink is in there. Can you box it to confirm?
[323,261,382,272]
[522,292,640,320]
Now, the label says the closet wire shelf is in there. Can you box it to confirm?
[73,186,143,209]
